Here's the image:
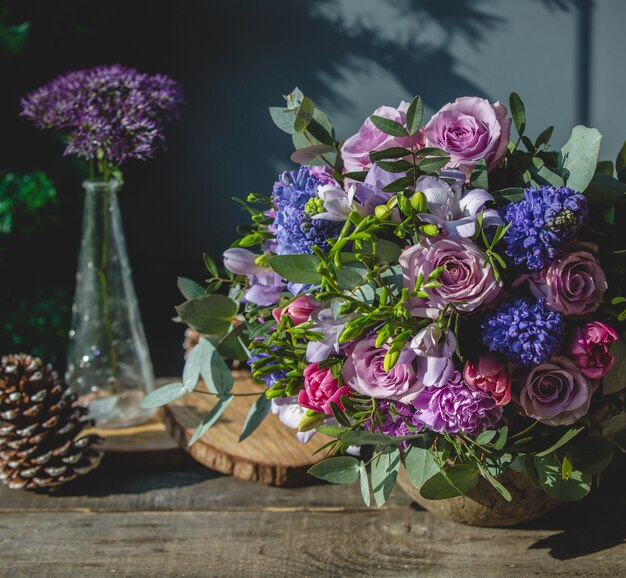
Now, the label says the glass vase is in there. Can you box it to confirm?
[66,179,155,428]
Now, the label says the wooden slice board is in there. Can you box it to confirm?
[161,370,332,486]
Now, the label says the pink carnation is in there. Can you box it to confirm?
[299,363,350,416]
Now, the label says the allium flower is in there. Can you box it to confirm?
[501,186,588,271]
[519,356,596,426]
[272,167,342,255]
[412,372,503,435]
[21,64,183,166]
[568,321,619,378]
[482,298,565,366]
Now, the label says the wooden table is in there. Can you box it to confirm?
[1,458,626,577]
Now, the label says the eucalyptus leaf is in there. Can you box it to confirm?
[177,277,205,300]
[371,446,401,506]
[475,430,497,446]
[294,96,314,132]
[176,294,238,336]
[189,394,234,446]
[308,456,361,484]
[204,346,234,395]
[267,254,322,284]
[139,382,187,409]
[182,337,212,392]
[480,467,512,502]
[403,445,440,489]
[359,461,371,506]
[239,393,271,442]
[376,239,402,263]
[419,464,479,500]
[269,107,298,135]
[559,125,602,193]
[290,144,334,164]
[533,454,591,501]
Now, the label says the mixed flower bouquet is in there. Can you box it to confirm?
[143,89,626,505]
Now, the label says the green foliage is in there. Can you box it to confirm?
[239,393,271,442]
[509,92,526,137]
[419,464,480,500]
[308,456,361,484]
[533,455,591,501]
[559,125,602,193]
[176,294,238,336]
[0,172,57,235]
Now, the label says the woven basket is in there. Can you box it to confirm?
[397,466,561,527]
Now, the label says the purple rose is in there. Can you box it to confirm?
[424,97,511,175]
[527,243,607,317]
[399,237,502,318]
[412,371,503,435]
[341,102,419,173]
[519,356,596,426]
[342,336,423,403]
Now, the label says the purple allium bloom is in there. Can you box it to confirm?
[412,371,503,435]
[482,297,565,366]
[21,64,184,166]
[273,167,342,255]
[501,186,588,271]
[247,352,287,387]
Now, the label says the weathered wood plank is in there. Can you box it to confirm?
[2,508,626,578]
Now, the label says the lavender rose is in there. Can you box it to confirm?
[399,237,502,318]
[519,356,595,426]
[424,96,511,174]
[412,371,503,435]
[527,243,607,317]
[342,336,423,403]
[341,102,418,173]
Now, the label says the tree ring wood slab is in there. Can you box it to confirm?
[161,370,331,486]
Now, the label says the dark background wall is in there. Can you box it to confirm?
[1,0,623,377]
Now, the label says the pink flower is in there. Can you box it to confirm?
[272,295,319,326]
[424,97,511,175]
[527,243,607,317]
[341,102,421,173]
[463,353,511,405]
[299,363,350,416]
[519,356,596,426]
[568,321,619,378]
[399,237,502,318]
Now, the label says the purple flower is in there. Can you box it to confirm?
[409,324,456,388]
[341,102,418,173]
[481,298,565,366]
[414,173,502,238]
[412,372,504,435]
[526,243,607,317]
[21,64,183,166]
[519,356,596,426]
[424,96,511,175]
[353,164,403,219]
[243,271,286,306]
[306,308,356,363]
[247,352,287,388]
[223,248,266,275]
[501,186,588,271]
[342,336,423,403]
[367,400,422,443]
[399,237,502,318]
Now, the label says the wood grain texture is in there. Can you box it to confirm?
[162,371,332,486]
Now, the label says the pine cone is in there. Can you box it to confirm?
[0,353,103,490]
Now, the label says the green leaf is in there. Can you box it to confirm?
[368,147,412,162]
[203,254,219,277]
[535,426,585,457]
[475,430,497,446]
[509,92,526,137]
[375,239,402,263]
[494,188,525,202]
[139,382,187,409]
[205,346,234,396]
[336,262,368,290]
[343,171,368,182]
[316,425,347,437]
[596,160,614,177]
[182,337,212,392]
[217,323,249,362]
[381,176,414,193]
[371,446,401,506]
[603,338,626,394]
[403,445,440,489]
[189,394,234,446]
[269,107,298,135]
[559,125,602,193]
[406,95,423,136]
[419,464,479,500]
[491,426,509,451]
[585,174,626,203]
[600,413,626,437]
[308,456,361,484]
[480,468,512,502]
[616,141,626,174]
[376,159,413,173]
[530,157,565,187]
[294,96,314,132]
[419,155,450,173]
[470,159,489,190]
[290,144,334,164]
[567,437,614,475]
[339,429,424,447]
[370,115,407,137]
[359,461,370,506]
[267,254,322,284]
[533,455,591,501]
[239,393,271,442]
[176,295,238,336]
[535,126,554,147]
[293,108,336,148]
[177,277,205,300]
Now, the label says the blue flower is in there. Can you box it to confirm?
[481,297,565,366]
[501,186,587,271]
[273,167,342,255]
[247,352,287,388]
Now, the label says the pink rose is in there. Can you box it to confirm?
[424,96,511,174]
[527,244,607,317]
[519,356,596,426]
[568,321,619,378]
[341,102,420,173]
[399,237,502,317]
[272,295,319,326]
[463,353,511,405]
[299,363,350,416]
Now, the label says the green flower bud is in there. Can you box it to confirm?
[298,411,326,432]
[304,197,325,217]
[411,191,428,212]
[375,205,391,220]
[254,254,269,267]
[420,223,440,237]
